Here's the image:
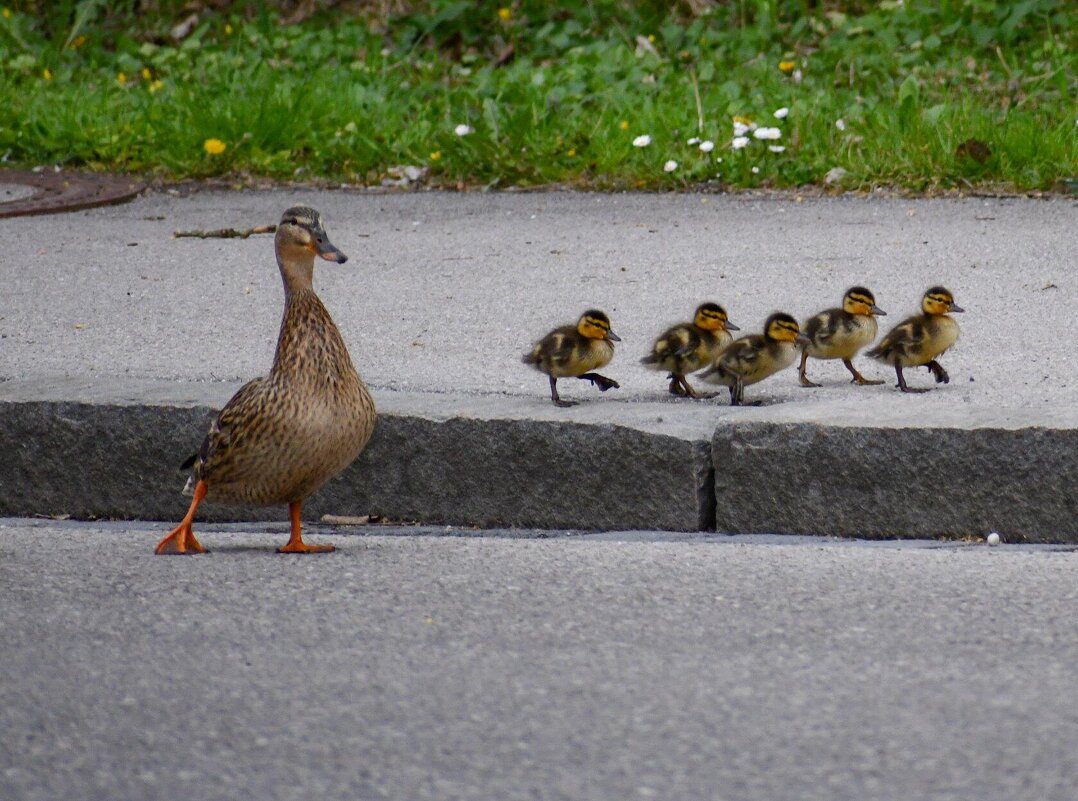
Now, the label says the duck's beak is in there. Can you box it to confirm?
[871,305,887,315]
[313,230,348,264]
[725,321,741,331]
[795,333,811,346]
[607,331,622,342]
[949,303,965,313]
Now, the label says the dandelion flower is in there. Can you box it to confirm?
[430,150,442,161]
[224,23,233,35]
[117,72,127,85]
[141,67,152,80]
[663,160,678,173]
[768,145,786,153]
[779,60,796,73]
[687,137,700,145]
[619,120,629,130]
[699,140,715,153]
[835,119,846,131]
[43,68,53,81]
[773,107,789,119]
[731,136,750,150]
[497,7,511,21]
[632,135,652,147]
[148,79,163,93]
[567,148,576,157]
[203,138,227,156]
[753,127,782,140]
[1,8,11,19]
[454,124,474,136]
[793,69,803,84]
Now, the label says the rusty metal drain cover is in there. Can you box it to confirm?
[0,169,145,218]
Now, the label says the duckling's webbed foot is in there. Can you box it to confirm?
[895,365,930,393]
[579,373,619,392]
[548,376,577,407]
[926,360,950,384]
[845,359,884,386]
[668,375,688,396]
[798,352,821,388]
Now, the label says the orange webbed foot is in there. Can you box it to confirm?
[154,522,207,555]
[276,541,336,554]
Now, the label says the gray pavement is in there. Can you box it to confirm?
[1,189,1076,537]
[3,519,1078,801]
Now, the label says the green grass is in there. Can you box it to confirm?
[0,1,1074,191]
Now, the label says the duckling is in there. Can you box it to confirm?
[641,302,739,398]
[866,286,964,393]
[799,286,886,387]
[155,206,376,555]
[522,309,621,407]
[697,312,809,405]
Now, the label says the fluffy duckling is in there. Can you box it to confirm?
[523,309,621,407]
[697,312,809,405]
[641,302,739,398]
[799,286,886,387]
[155,206,376,555]
[867,286,964,393]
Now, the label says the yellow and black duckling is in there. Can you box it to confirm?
[641,302,739,398]
[866,286,964,393]
[522,309,621,407]
[697,312,809,405]
[155,206,376,555]
[799,286,886,387]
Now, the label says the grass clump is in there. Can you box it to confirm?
[0,1,1074,192]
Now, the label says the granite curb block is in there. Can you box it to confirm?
[0,382,714,532]
[712,422,1078,542]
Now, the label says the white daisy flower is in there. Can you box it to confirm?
[773,107,789,119]
[699,140,715,153]
[792,69,803,84]
[633,135,652,147]
[687,137,701,145]
[733,121,751,137]
[751,166,760,174]
[454,124,474,136]
[731,136,750,150]
[753,127,782,140]
[768,145,786,153]
[835,119,846,131]
[663,160,678,172]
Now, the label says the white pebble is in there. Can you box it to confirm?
[987,532,1001,546]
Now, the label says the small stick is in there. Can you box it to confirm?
[173,224,277,239]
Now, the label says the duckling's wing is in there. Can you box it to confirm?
[868,315,924,360]
[805,309,841,345]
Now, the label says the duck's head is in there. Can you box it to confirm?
[764,312,810,346]
[842,286,886,317]
[577,310,621,342]
[921,286,964,315]
[694,302,740,332]
[275,206,347,291]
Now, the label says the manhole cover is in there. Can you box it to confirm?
[0,169,145,218]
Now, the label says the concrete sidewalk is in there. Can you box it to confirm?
[1,189,1075,539]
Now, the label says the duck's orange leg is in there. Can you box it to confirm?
[154,481,209,555]
[277,502,335,554]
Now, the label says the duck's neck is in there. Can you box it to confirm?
[270,285,358,385]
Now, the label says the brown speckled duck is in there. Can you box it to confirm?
[867,286,964,393]
[155,206,376,555]
[641,302,739,398]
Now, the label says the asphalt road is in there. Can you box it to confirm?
[3,519,1078,801]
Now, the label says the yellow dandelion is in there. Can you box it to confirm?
[567,148,576,157]
[117,72,127,85]
[141,67,151,80]
[430,150,442,161]
[619,120,629,130]
[224,23,233,35]
[2,8,11,19]
[203,138,227,156]
[647,34,655,43]
[779,60,796,73]
[43,68,53,81]
[148,79,164,93]
[497,7,511,21]
[69,35,86,49]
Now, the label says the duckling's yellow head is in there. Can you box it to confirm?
[764,312,808,345]
[921,286,964,315]
[694,302,740,332]
[277,206,347,264]
[577,310,621,342]
[842,286,886,317]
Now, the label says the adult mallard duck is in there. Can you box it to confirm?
[867,286,964,393]
[155,206,376,555]
[799,286,886,387]
[696,312,809,405]
[641,302,739,398]
[522,309,621,407]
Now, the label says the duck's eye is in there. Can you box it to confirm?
[288,218,299,226]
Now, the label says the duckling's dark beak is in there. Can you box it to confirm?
[725,321,741,331]
[607,331,622,342]
[949,303,965,313]
[795,333,811,346]
[871,305,887,315]
[314,231,348,264]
